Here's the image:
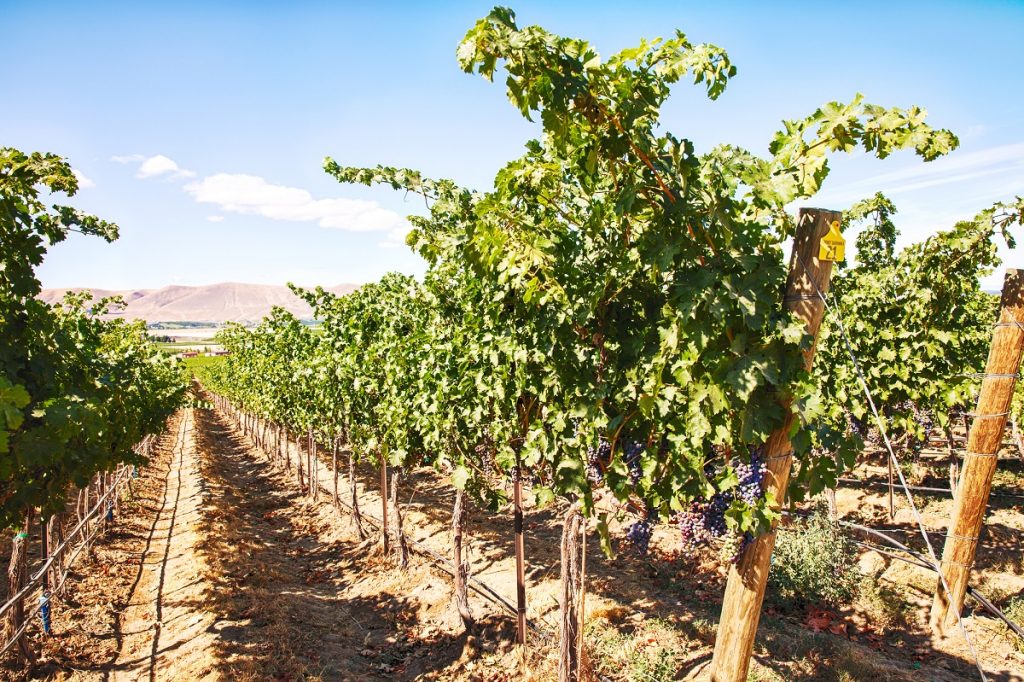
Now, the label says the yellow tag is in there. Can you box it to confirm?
[819,220,845,262]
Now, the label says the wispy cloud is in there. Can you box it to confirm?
[378,224,412,249]
[206,215,225,223]
[814,141,1024,206]
[184,173,407,233]
[72,169,95,189]
[965,124,987,139]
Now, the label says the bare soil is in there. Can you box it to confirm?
[4,406,1021,681]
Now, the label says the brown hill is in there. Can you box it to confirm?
[39,282,358,323]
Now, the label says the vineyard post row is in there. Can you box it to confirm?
[710,208,839,682]
[931,268,1024,633]
[1,436,157,663]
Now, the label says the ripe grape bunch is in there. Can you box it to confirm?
[676,448,767,562]
[625,508,659,555]
[846,412,867,441]
[909,402,934,454]
[475,442,495,473]
[623,441,644,486]
[586,439,612,485]
[734,450,767,505]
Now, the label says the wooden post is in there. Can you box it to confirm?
[380,459,390,555]
[514,458,527,647]
[332,435,340,507]
[452,488,474,628]
[930,268,1024,634]
[709,208,840,682]
[6,508,36,664]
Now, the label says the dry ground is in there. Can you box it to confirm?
[1,403,1020,681]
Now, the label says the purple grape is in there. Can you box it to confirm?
[624,441,644,486]
[626,518,653,554]
[734,449,766,505]
[586,439,611,485]
[625,507,658,555]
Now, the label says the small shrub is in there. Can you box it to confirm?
[768,508,860,608]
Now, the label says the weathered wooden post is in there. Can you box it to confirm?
[380,459,390,555]
[514,459,527,648]
[709,208,840,681]
[931,268,1024,634]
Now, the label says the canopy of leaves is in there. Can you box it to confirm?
[208,7,968,548]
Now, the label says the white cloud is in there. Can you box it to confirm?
[111,153,194,179]
[136,154,195,179]
[184,173,407,233]
[72,169,95,189]
[206,215,225,223]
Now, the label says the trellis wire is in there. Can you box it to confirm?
[798,256,990,682]
[830,516,1024,644]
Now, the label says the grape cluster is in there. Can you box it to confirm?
[846,412,867,440]
[717,530,754,564]
[734,449,766,505]
[911,403,934,453]
[846,412,881,446]
[890,400,935,454]
[624,441,644,486]
[475,442,495,472]
[506,465,538,487]
[625,518,653,555]
[625,507,659,555]
[677,498,720,552]
[676,449,767,558]
[586,439,611,485]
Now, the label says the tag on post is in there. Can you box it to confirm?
[819,220,845,262]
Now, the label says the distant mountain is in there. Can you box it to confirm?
[38,282,358,323]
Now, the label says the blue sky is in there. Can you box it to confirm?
[3,1,1022,291]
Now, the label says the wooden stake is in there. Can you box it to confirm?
[514,457,527,647]
[380,458,390,556]
[332,435,340,507]
[452,487,474,628]
[930,268,1024,634]
[709,208,840,682]
[888,457,895,520]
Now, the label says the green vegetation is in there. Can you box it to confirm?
[0,147,189,529]
[799,193,1023,497]
[1004,597,1024,652]
[183,355,227,371]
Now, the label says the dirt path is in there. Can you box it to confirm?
[34,405,509,681]
[108,409,219,681]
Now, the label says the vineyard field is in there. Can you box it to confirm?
[6,398,1023,680]
[3,4,1024,681]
